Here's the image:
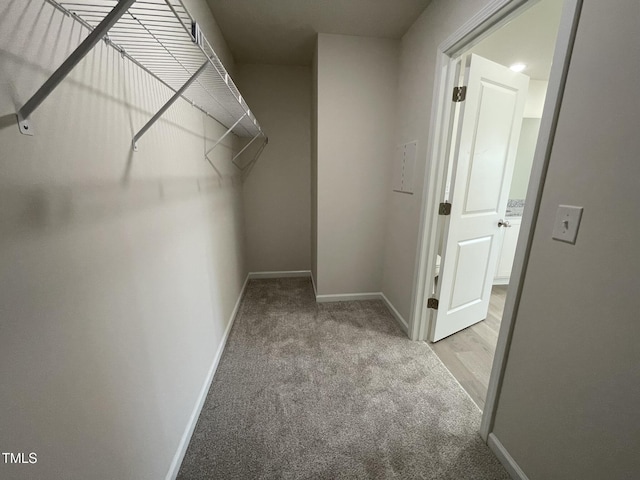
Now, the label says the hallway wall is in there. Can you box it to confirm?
[0,1,246,479]
[380,0,494,323]
[492,1,640,478]
[315,34,398,296]
[235,64,312,273]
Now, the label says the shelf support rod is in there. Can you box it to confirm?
[204,113,247,159]
[132,58,210,149]
[17,0,136,135]
[231,132,262,166]
[240,137,269,177]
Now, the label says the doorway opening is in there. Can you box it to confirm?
[407,0,583,444]
[428,0,565,412]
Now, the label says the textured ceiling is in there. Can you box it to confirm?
[206,0,431,65]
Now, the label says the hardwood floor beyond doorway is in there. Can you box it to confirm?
[429,285,507,411]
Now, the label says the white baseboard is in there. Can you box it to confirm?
[488,433,529,480]
[310,272,318,297]
[166,275,409,479]
[380,292,409,333]
[248,270,311,279]
[316,292,381,302]
[315,290,409,335]
[165,274,250,480]
[493,277,510,286]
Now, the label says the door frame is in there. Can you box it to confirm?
[408,0,583,441]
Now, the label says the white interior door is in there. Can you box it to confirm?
[430,54,529,342]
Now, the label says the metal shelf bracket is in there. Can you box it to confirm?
[16,0,136,135]
[239,137,269,179]
[24,0,264,177]
[132,57,210,150]
[233,134,268,171]
[204,113,247,161]
[231,132,261,166]
[17,113,34,136]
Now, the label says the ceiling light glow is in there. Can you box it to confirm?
[510,63,527,72]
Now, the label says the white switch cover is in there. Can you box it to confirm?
[552,205,583,244]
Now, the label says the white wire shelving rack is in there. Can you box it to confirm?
[17,0,267,168]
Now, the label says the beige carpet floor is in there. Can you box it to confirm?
[177,278,508,479]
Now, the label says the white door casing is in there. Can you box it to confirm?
[430,54,529,342]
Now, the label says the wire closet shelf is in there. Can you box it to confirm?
[27,0,265,156]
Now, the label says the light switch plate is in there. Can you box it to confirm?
[552,205,583,244]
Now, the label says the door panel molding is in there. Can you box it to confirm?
[431,54,528,342]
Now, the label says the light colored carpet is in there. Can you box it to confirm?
[177,278,509,479]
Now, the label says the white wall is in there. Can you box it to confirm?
[492,1,640,478]
[510,81,546,200]
[510,118,540,200]
[185,0,235,75]
[235,64,311,273]
[380,0,493,321]
[523,79,548,118]
[315,34,398,296]
[0,2,247,479]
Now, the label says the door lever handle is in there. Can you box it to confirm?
[498,219,511,228]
